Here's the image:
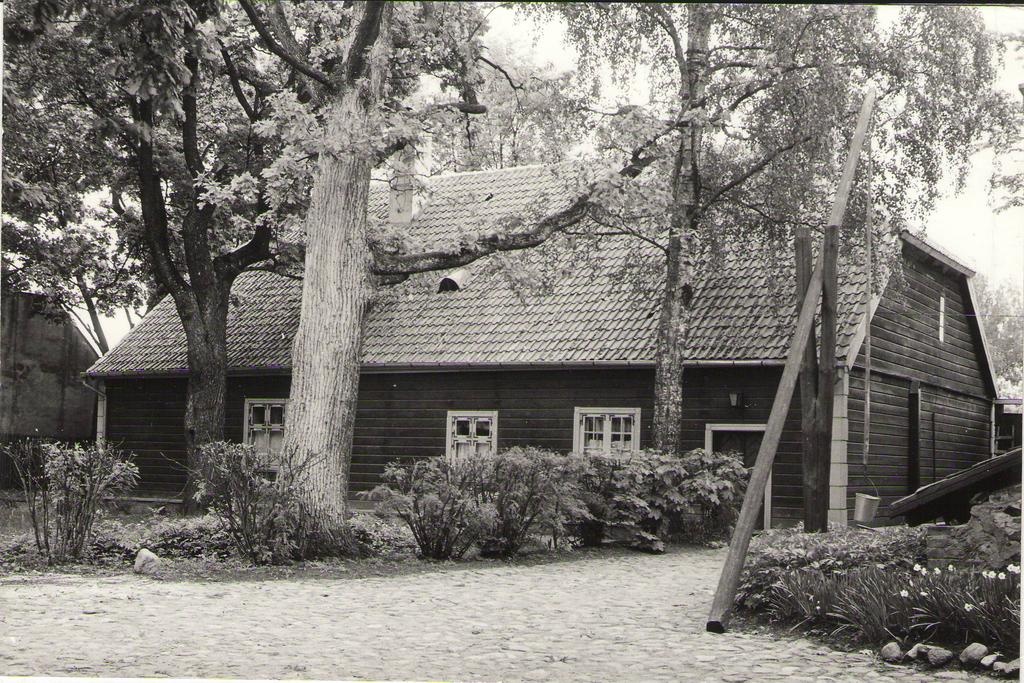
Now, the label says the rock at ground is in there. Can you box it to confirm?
[981,654,1000,668]
[994,659,1019,677]
[906,643,929,661]
[926,647,954,668]
[960,643,988,666]
[133,548,160,575]
[880,642,903,663]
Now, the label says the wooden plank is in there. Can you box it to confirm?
[707,87,876,633]
[706,252,824,632]
[908,382,921,494]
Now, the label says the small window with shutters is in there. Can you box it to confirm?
[573,407,641,456]
[446,410,498,458]
[244,398,288,471]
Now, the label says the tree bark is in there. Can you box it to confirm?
[280,100,376,529]
[76,276,109,354]
[177,289,230,511]
[651,6,711,454]
[795,227,822,530]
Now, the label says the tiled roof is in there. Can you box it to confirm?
[88,164,875,377]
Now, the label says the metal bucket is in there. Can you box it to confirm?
[853,492,881,526]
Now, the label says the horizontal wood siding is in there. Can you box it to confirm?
[862,246,989,397]
[847,247,994,524]
[350,369,655,492]
[105,377,189,495]
[848,368,991,524]
[677,367,804,526]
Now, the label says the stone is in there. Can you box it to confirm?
[994,659,1019,677]
[959,643,988,666]
[133,548,160,575]
[880,642,903,663]
[926,647,954,668]
[906,643,929,661]
[981,654,1000,668]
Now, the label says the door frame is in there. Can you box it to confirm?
[705,422,771,528]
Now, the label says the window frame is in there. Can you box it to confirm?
[938,294,946,343]
[445,410,499,457]
[572,407,642,455]
[242,397,289,470]
[704,422,771,528]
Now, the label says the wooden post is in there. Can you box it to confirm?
[796,227,820,530]
[908,381,921,493]
[811,88,877,532]
[706,88,877,632]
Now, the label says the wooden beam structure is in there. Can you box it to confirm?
[706,88,877,633]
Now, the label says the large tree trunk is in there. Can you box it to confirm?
[177,289,230,511]
[281,101,376,530]
[76,277,109,354]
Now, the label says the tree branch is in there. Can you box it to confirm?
[220,45,256,122]
[238,0,332,88]
[695,134,815,218]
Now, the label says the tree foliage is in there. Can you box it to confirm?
[974,275,1024,396]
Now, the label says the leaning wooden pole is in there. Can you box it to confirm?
[706,88,877,633]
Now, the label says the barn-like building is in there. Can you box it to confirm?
[85,164,998,527]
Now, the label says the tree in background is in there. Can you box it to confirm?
[537,3,1010,530]
[974,276,1024,397]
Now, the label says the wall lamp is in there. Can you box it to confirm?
[729,391,746,409]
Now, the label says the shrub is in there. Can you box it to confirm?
[767,564,1020,655]
[194,441,317,565]
[948,484,1021,570]
[477,447,589,557]
[737,525,927,611]
[572,448,747,551]
[4,440,139,564]
[346,514,415,557]
[367,455,496,560]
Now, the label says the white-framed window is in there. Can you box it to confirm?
[705,423,771,529]
[573,407,641,455]
[243,398,288,469]
[446,410,498,458]
[939,294,946,343]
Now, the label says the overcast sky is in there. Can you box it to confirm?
[93,4,1023,351]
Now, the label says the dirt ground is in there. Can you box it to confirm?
[0,547,989,682]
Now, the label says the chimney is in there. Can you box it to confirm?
[389,135,432,224]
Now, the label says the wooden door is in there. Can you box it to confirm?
[713,429,768,529]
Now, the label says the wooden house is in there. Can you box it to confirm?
[85,164,999,526]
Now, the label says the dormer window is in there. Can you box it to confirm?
[939,294,946,342]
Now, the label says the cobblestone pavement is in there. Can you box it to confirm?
[0,548,987,682]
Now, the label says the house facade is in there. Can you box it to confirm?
[85,164,998,526]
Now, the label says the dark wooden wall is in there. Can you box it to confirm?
[104,366,806,525]
[847,246,993,523]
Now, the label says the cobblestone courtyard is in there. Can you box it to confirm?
[0,547,987,681]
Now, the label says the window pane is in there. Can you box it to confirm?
[455,441,471,458]
[269,405,284,425]
[475,441,491,456]
[455,418,471,437]
[475,418,491,438]
[269,431,284,458]
[250,405,266,426]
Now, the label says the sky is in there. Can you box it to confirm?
[91,4,1023,352]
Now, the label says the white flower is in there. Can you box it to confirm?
[964,603,975,612]
[900,590,909,598]
[998,572,1006,580]
[913,564,922,572]
[933,567,941,575]
[920,591,929,596]
[1008,564,1020,575]
[947,564,955,571]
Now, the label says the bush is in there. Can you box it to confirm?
[737,525,927,611]
[573,448,747,551]
[346,514,415,557]
[4,440,138,564]
[949,485,1021,570]
[88,513,235,562]
[195,441,318,565]
[478,447,589,558]
[368,455,497,560]
[768,564,1020,655]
